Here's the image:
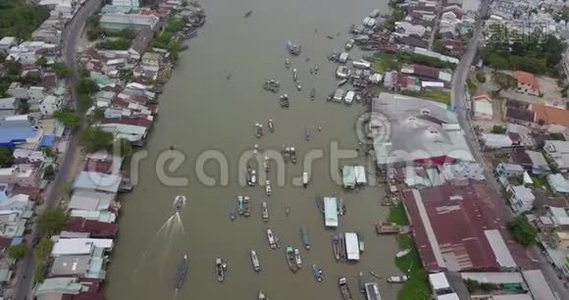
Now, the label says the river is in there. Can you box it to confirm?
[104,0,402,299]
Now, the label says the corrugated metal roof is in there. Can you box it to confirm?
[484,230,517,268]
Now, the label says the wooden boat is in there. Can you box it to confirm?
[387,275,408,283]
[287,41,301,56]
[250,250,261,272]
[174,254,188,290]
[285,206,290,216]
[261,201,269,222]
[294,248,302,268]
[285,58,290,69]
[332,234,341,261]
[237,196,244,215]
[358,232,364,253]
[268,119,274,133]
[301,227,310,250]
[243,196,251,217]
[310,88,315,101]
[244,10,252,18]
[358,271,364,293]
[305,128,311,141]
[258,290,267,300]
[229,208,236,221]
[267,229,277,249]
[375,222,400,234]
[312,264,324,282]
[263,156,270,173]
[296,83,302,91]
[339,234,346,261]
[215,258,227,282]
[285,246,298,273]
[338,276,353,300]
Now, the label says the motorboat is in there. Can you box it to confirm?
[247,168,257,187]
[250,250,261,272]
[345,39,355,50]
[237,196,244,215]
[292,68,298,81]
[301,227,310,250]
[294,248,302,268]
[285,246,298,273]
[229,208,236,221]
[174,254,188,290]
[279,94,289,108]
[261,201,269,222]
[255,123,264,138]
[296,83,302,91]
[338,276,353,300]
[265,180,272,196]
[215,258,227,282]
[174,195,186,212]
[263,156,270,173]
[267,229,277,249]
[310,88,315,101]
[312,264,324,282]
[243,196,251,217]
[302,171,309,187]
[285,58,290,69]
[258,290,268,300]
[287,41,302,56]
[244,10,252,18]
[387,275,408,283]
[305,128,311,141]
[268,119,274,133]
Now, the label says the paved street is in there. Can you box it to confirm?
[11,1,102,299]
[450,1,569,299]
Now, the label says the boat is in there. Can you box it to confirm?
[268,119,274,132]
[387,275,408,283]
[279,94,289,108]
[255,123,264,138]
[229,208,236,221]
[262,79,280,93]
[287,41,302,56]
[285,206,290,216]
[244,10,252,18]
[296,83,302,91]
[289,147,297,164]
[305,128,311,141]
[302,171,309,187]
[395,249,410,259]
[285,246,298,272]
[267,229,277,249]
[265,180,272,196]
[263,156,269,173]
[174,254,188,290]
[285,58,290,69]
[215,258,227,282]
[345,39,355,50]
[250,250,261,272]
[327,35,334,39]
[292,68,298,81]
[294,247,302,268]
[237,196,244,215]
[312,264,324,282]
[364,282,381,300]
[375,222,400,234]
[338,276,353,300]
[358,232,365,253]
[243,196,251,217]
[246,168,257,187]
[261,201,269,222]
[174,195,186,211]
[310,88,315,101]
[301,227,310,250]
[258,290,267,300]
[332,234,341,261]
[338,78,348,86]
[338,197,345,216]
[358,272,364,293]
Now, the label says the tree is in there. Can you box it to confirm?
[491,125,507,134]
[80,127,113,153]
[0,147,12,167]
[53,110,81,129]
[92,108,105,122]
[492,72,517,93]
[35,57,47,67]
[37,208,68,236]
[43,164,55,180]
[33,238,54,262]
[7,243,28,260]
[16,99,29,114]
[52,63,70,78]
[507,216,537,246]
[476,71,486,83]
[76,78,98,95]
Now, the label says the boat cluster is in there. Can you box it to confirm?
[253,119,275,138]
[281,146,297,164]
[262,79,280,93]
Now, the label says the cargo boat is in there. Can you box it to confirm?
[174,254,188,290]
[250,250,261,272]
[294,248,302,268]
[266,229,277,249]
[338,276,353,300]
[312,264,324,282]
[301,227,310,250]
[364,282,381,300]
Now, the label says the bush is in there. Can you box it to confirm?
[52,63,70,78]
[7,243,28,260]
[37,208,68,236]
[53,110,81,129]
[97,38,131,50]
[43,165,55,180]
[80,127,114,153]
[507,216,537,246]
[491,125,507,134]
[476,71,486,83]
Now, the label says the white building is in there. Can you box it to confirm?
[39,95,62,116]
[472,92,493,120]
[112,0,139,7]
[507,185,535,213]
[547,174,569,194]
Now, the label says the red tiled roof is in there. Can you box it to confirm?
[513,70,540,91]
[64,217,118,238]
[101,116,153,128]
[472,92,492,102]
[531,104,569,127]
[402,180,537,272]
[83,159,114,174]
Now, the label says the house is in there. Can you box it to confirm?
[510,150,551,175]
[128,28,153,60]
[0,165,40,187]
[99,115,153,145]
[543,140,569,172]
[6,82,29,100]
[507,185,535,213]
[505,107,535,126]
[28,86,46,104]
[63,217,119,238]
[141,52,162,67]
[531,104,569,128]
[51,238,113,257]
[548,174,569,194]
[513,70,540,96]
[49,254,107,279]
[472,92,493,120]
[0,98,16,116]
[480,133,513,149]
[73,171,121,194]
[39,95,62,116]
[0,37,17,50]
[112,0,139,7]
[496,163,524,177]
[68,190,115,213]
[99,13,159,32]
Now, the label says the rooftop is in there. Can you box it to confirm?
[513,70,540,91]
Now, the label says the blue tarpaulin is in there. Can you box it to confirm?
[40,134,56,147]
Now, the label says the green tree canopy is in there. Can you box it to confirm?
[0,147,12,167]
[33,238,54,262]
[52,63,70,78]
[76,78,98,95]
[507,216,537,246]
[492,72,517,93]
[53,110,81,129]
[7,243,28,260]
[37,208,68,236]
[80,127,114,153]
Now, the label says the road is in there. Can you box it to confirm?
[11,1,102,299]
[450,1,569,299]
